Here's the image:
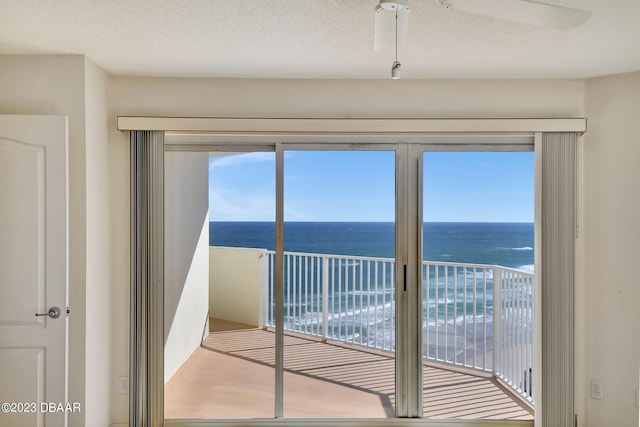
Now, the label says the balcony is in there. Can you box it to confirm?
[165,246,534,420]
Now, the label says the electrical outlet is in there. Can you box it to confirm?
[118,376,129,394]
[590,380,603,400]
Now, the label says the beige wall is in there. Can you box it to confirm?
[107,75,586,425]
[209,246,268,327]
[106,84,130,427]
[84,57,114,427]
[111,77,585,118]
[0,55,89,427]
[164,151,210,383]
[12,54,640,426]
[579,71,640,427]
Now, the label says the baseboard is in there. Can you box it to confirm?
[111,424,128,427]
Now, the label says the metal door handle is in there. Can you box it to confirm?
[35,306,61,319]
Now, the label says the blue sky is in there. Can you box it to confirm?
[208,150,534,222]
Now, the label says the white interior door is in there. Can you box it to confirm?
[0,115,68,427]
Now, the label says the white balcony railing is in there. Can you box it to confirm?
[264,251,534,403]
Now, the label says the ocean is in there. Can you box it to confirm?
[209,221,534,271]
[210,221,534,359]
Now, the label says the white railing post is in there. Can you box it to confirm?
[492,266,501,376]
[322,256,329,340]
[258,250,269,327]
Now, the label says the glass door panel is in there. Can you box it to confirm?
[283,150,397,418]
[164,151,276,419]
[421,151,535,420]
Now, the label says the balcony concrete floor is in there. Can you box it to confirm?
[165,320,533,421]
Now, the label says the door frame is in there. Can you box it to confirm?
[119,116,585,427]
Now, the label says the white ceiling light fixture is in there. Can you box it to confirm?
[391,60,402,79]
[374,0,410,51]
[390,11,402,80]
[374,0,409,79]
[435,0,591,31]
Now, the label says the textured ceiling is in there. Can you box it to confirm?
[1,0,640,79]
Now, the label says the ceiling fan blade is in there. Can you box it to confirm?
[438,0,591,30]
[374,6,409,51]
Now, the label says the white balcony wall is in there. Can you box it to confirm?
[209,246,268,327]
[164,152,210,383]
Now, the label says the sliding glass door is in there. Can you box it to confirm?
[420,149,535,421]
[281,150,397,418]
[161,139,537,424]
[164,150,276,420]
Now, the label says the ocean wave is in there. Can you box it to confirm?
[501,246,533,251]
[423,313,493,328]
[516,264,535,274]
[326,301,394,320]
[426,297,455,308]
[334,289,393,298]
[359,289,393,297]
[425,269,494,282]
